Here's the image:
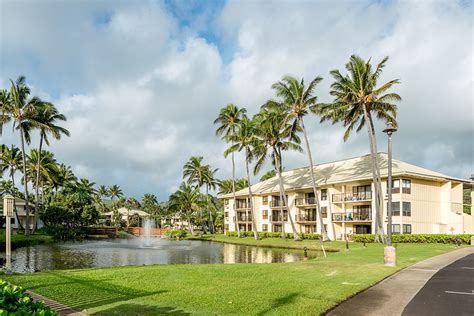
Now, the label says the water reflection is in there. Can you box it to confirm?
[4,238,315,273]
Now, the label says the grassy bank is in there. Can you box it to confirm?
[0,230,54,250]
[4,241,463,315]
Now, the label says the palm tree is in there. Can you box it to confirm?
[271,75,329,241]
[25,102,69,232]
[225,116,260,240]
[75,178,97,195]
[168,183,201,234]
[0,89,11,136]
[108,184,123,201]
[97,185,109,199]
[214,104,246,237]
[254,105,302,240]
[0,144,24,229]
[202,165,219,234]
[318,55,401,243]
[3,76,49,234]
[259,170,276,182]
[218,178,249,195]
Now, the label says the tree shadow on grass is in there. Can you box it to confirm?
[257,292,301,316]
[94,303,190,316]
[38,272,167,311]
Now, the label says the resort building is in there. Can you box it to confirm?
[0,197,43,230]
[221,153,474,239]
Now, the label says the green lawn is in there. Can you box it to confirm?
[3,239,462,315]
[0,230,54,250]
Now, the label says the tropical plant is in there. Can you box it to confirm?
[259,170,276,182]
[108,184,123,201]
[0,280,56,315]
[254,105,302,240]
[74,178,96,195]
[168,182,202,234]
[0,89,11,136]
[97,185,109,199]
[318,55,401,243]
[225,115,260,239]
[218,178,249,195]
[214,104,246,237]
[271,75,329,241]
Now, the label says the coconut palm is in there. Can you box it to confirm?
[225,116,260,240]
[218,178,249,195]
[202,165,219,234]
[254,105,302,240]
[75,178,97,195]
[214,104,246,237]
[108,184,123,201]
[259,170,276,182]
[97,185,109,199]
[168,182,201,234]
[318,55,401,243]
[271,75,329,241]
[0,144,24,229]
[0,89,11,136]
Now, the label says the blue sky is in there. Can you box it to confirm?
[0,0,472,200]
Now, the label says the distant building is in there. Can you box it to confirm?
[221,153,474,239]
[0,197,44,230]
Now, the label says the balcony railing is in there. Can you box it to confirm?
[235,200,250,210]
[270,215,288,222]
[270,200,287,208]
[295,214,316,222]
[295,197,316,206]
[237,215,253,222]
[332,211,372,222]
[332,191,372,203]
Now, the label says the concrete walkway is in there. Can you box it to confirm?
[27,290,86,316]
[327,247,474,316]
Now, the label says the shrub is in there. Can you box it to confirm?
[0,281,57,315]
[353,234,473,244]
[166,229,188,239]
[224,231,320,240]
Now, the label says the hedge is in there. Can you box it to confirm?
[353,234,473,244]
[225,231,321,240]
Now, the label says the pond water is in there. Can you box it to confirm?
[5,237,317,273]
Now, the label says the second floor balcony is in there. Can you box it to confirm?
[236,213,253,222]
[235,199,250,210]
[332,191,372,203]
[295,197,317,207]
[295,214,317,222]
[270,200,287,209]
[270,214,288,222]
[332,211,372,222]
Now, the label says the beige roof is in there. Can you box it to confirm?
[221,153,471,198]
[104,207,149,217]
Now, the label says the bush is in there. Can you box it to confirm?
[166,229,188,239]
[224,231,320,240]
[353,234,473,244]
[0,280,57,315]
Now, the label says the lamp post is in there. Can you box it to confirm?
[3,195,14,275]
[383,122,397,266]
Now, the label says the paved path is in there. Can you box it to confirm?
[27,290,86,316]
[402,253,474,316]
[327,247,474,316]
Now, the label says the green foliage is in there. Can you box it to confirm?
[166,229,188,239]
[353,234,473,244]
[225,231,320,240]
[0,280,56,315]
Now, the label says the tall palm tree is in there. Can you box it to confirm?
[318,55,401,243]
[97,185,109,199]
[225,116,260,240]
[254,105,302,240]
[218,178,249,195]
[214,104,246,237]
[168,182,201,235]
[259,170,276,182]
[25,103,69,232]
[202,165,219,234]
[0,89,11,136]
[3,76,47,234]
[272,75,329,241]
[108,184,123,201]
[0,144,24,229]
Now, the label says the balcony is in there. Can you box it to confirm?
[332,191,372,203]
[235,200,250,210]
[270,215,288,222]
[270,200,287,209]
[295,214,316,222]
[332,211,372,222]
[295,197,317,207]
[236,215,253,222]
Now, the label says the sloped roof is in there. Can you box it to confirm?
[221,153,471,198]
[104,207,149,217]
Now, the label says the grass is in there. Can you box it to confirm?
[3,238,463,315]
[0,230,54,250]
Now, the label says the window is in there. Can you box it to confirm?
[402,180,411,194]
[262,196,268,205]
[321,206,328,218]
[391,180,400,193]
[321,189,328,201]
[224,199,229,206]
[403,224,412,234]
[11,217,15,225]
[225,212,229,219]
[262,210,268,219]
[388,202,400,216]
[352,185,371,200]
[402,202,411,216]
[262,224,268,232]
[391,224,401,234]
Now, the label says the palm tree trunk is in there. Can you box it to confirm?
[245,147,259,240]
[11,172,25,231]
[32,135,43,233]
[274,146,300,241]
[326,180,336,240]
[206,186,214,234]
[301,119,329,241]
[362,104,385,243]
[20,126,30,235]
[231,149,241,237]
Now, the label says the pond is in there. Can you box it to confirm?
[5,237,317,273]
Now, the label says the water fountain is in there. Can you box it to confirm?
[142,218,155,247]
